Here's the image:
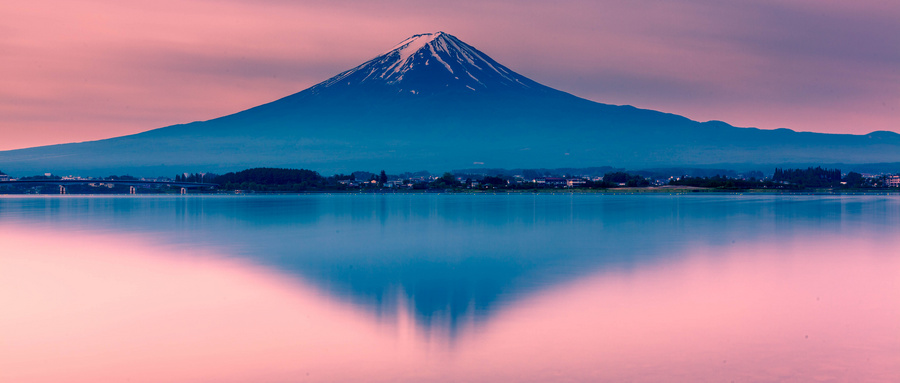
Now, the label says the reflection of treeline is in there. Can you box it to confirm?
[669,176,782,189]
[601,172,650,187]
[773,167,843,188]
[215,168,327,191]
[671,167,874,189]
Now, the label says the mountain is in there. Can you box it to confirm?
[2,31,900,176]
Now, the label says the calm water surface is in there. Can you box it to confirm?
[1,194,898,382]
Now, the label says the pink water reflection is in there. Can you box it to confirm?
[0,225,438,383]
[453,238,900,382]
[2,224,898,382]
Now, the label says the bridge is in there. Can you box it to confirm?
[0,179,218,194]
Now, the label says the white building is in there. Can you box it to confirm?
[886,175,900,188]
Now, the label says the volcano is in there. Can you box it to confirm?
[2,31,899,176]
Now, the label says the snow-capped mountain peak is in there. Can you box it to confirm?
[312,32,547,95]
[389,32,443,63]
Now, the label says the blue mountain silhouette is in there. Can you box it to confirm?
[2,31,899,176]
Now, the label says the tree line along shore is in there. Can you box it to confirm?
[2,166,899,194]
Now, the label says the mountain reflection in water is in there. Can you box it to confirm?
[1,194,898,382]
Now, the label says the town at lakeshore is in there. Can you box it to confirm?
[2,166,900,194]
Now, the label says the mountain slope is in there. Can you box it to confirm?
[1,32,899,176]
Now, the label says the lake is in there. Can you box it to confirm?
[1,194,898,382]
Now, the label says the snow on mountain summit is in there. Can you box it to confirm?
[390,32,442,65]
[311,32,549,96]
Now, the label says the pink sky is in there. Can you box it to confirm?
[1,0,898,151]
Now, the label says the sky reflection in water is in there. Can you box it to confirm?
[1,194,898,382]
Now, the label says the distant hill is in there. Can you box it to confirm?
[2,31,899,177]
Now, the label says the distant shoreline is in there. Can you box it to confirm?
[3,187,899,197]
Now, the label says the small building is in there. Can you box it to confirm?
[534,177,567,186]
[886,175,900,188]
[0,175,9,182]
[566,178,587,187]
